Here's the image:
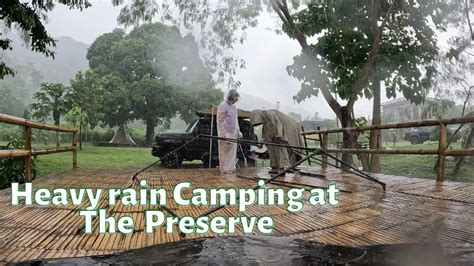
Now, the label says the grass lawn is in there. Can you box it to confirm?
[380,155,473,182]
[375,141,472,182]
[34,146,158,177]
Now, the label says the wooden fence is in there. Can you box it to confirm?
[302,116,474,181]
[0,114,78,181]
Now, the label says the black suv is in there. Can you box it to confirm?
[404,129,431,145]
[152,112,257,168]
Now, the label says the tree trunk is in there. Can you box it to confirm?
[53,109,60,126]
[453,127,473,176]
[79,115,83,150]
[369,79,382,173]
[145,120,156,146]
[339,107,357,169]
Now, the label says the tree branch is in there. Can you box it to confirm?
[347,0,393,108]
[465,0,474,40]
[270,0,342,118]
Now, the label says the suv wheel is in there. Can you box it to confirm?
[410,135,422,145]
[161,152,182,168]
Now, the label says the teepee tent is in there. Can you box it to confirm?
[109,124,136,146]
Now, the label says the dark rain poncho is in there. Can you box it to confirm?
[250,109,303,169]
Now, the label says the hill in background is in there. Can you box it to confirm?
[0,32,89,116]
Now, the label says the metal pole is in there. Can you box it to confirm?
[208,106,214,168]
[132,134,203,181]
[198,150,319,218]
[200,135,320,152]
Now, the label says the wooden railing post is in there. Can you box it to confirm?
[72,131,77,169]
[56,131,60,148]
[322,132,329,169]
[301,126,312,166]
[437,123,447,182]
[24,126,32,182]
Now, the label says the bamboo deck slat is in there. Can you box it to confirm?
[0,167,473,263]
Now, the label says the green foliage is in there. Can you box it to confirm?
[100,74,133,128]
[0,126,23,142]
[429,126,461,143]
[86,22,222,129]
[115,0,260,86]
[30,82,69,125]
[422,99,456,120]
[68,70,104,128]
[65,105,87,128]
[0,138,37,189]
[88,128,116,144]
[288,0,445,104]
[129,75,180,128]
[128,127,146,145]
[431,39,473,119]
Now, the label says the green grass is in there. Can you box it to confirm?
[380,155,473,182]
[373,141,472,182]
[34,146,158,177]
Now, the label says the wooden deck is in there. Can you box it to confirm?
[0,167,473,263]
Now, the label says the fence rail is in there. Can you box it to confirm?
[302,116,474,181]
[0,114,78,181]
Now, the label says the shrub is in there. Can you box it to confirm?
[0,138,37,189]
[88,128,115,143]
[430,126,461,143]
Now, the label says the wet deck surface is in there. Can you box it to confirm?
[0,167,473,263]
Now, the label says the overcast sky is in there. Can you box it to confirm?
[45,2,395,119]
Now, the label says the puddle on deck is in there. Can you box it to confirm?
[20,236,466,265]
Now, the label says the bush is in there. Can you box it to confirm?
[128,127,146,146]
[88,128,115,143]
[0,126,23,142]
[430,126,461,143]
[0,138,37,189]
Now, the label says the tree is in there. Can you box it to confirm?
[67,70,106,148]
[113,0,464,167]
[281,0,449,166]
[129,76,181,144]
[87,23,222,144]
[100,74,133,129]
[30,82,69,126]
[65,105,87,150]
[429,38,473,176]
[6,0,468,160]
[68,70,105,128]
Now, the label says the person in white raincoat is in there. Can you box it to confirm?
[217,89,242,173]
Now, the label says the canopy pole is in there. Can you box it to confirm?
[208,106,214,168]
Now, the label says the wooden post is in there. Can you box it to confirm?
[56,131,60,148]
[72,131,78,169]
[24,126,32,182]
[322,132,329,169]
[437,123,447,182]
[301,126,311,166]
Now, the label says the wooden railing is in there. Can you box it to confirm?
[302,116,474,181]
[0,114,79,181]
